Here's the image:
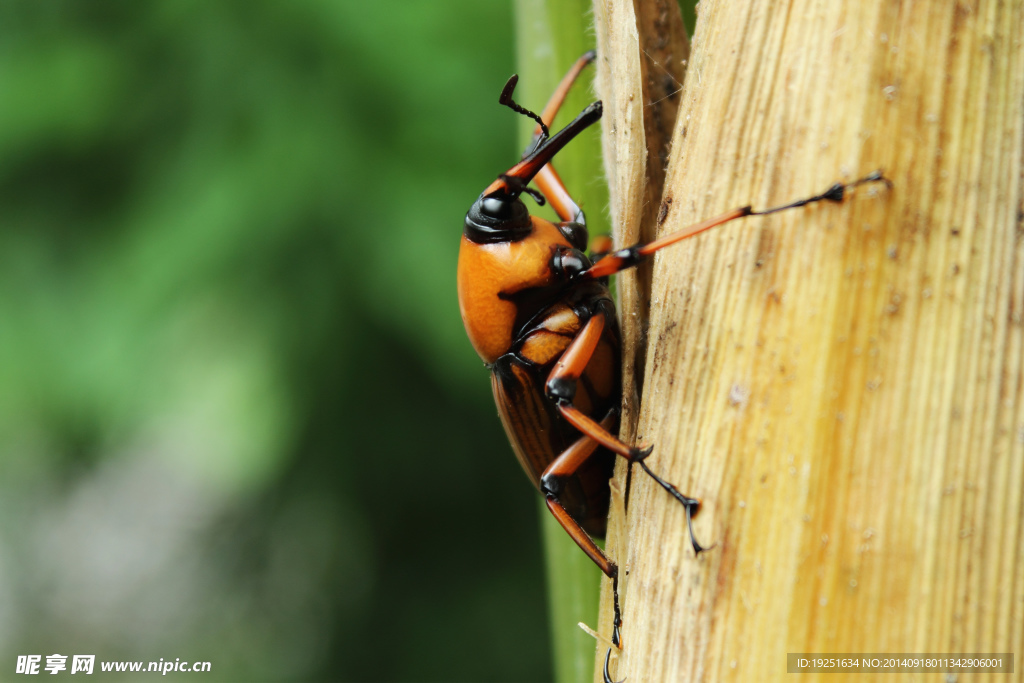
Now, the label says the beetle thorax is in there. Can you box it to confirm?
[457,216,573,364]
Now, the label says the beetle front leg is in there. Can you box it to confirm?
[527,51,595,225]
[544,307,708,555]
[495,51,597,226]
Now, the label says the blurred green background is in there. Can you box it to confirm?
[0,1,553,680]
[0,0,697,680]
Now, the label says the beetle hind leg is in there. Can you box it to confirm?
[539,411,619,577]
[539,411,625,653]
[604,643,624,683]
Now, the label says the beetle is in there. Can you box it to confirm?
[458,51,888,679]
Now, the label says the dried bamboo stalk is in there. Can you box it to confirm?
[594,0,1024,681]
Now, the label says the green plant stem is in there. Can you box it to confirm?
[512,1,608,682]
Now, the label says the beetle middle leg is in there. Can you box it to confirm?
[550,306,707,553]
[542,304,706,680]
[544,304,708,556]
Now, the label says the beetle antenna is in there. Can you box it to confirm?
[521,186,546,206]
[499,74,550,142]
[481,100,602,200]
[499,174,546,206]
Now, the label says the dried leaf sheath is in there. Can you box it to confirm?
[593,0,1024,681]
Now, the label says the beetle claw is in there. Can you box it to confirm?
[603,647,625,683]
[629,444,654,463]
[636,459,710,555]
[686,501,715,556]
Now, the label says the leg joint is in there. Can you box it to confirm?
[613,246,644,268]
[546,376,577,403]
[541,474,564,498]
[629,444,654,462]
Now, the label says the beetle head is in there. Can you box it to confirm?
[464,80,602,245]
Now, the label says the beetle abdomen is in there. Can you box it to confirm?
[490,300,621,536]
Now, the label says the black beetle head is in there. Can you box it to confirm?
[464,192,532,244]
[464,95,602,245]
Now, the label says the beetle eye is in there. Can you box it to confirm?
[481,197,511,218]
[465,193,532,244]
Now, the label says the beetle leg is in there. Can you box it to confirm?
[544,490,617,577]
[513,50,595,225]
[545,495,624,653]
[588,234,613,262]
[540,412,626,657]
[534,165,584,224]
[582,171,891,279]
[545,308,708,555]
[534,50,597,135]
[545,310,648,462]
[559,402,708,556]
[541,411,619,577]
[525,51,597,224]
[604,637,625,683]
